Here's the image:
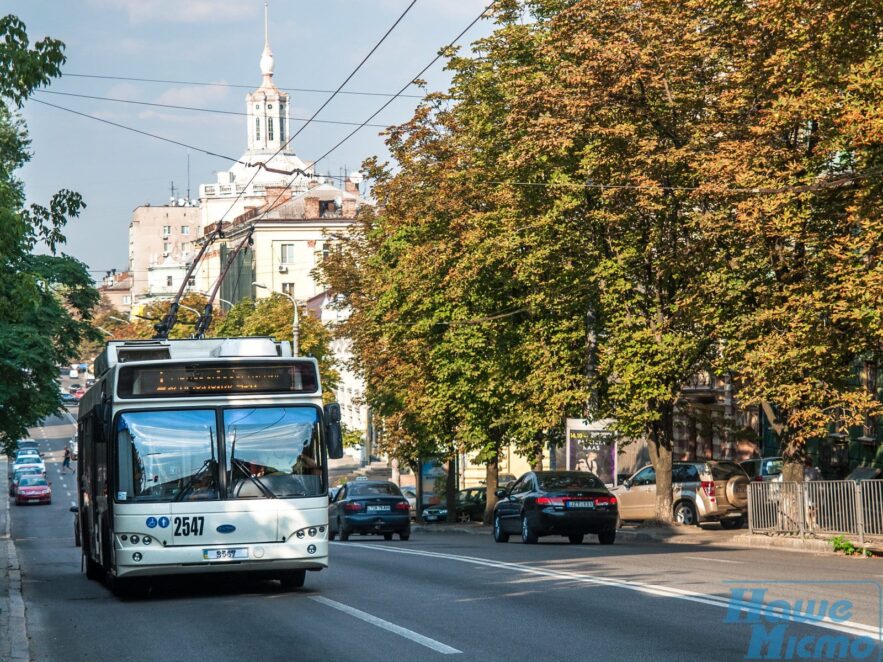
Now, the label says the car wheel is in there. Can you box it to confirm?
[720,517,744,530]
[383,532,393,541]
[280,569,306,591]
[598,529,616,545]
[673,500,698,526]
[521,514,538,544]
[493,514,509,543]
[339,528,350,542]
[567,534,584,544]
[328,525,336,541]
[457,511,471,523]
[399,531,410,541]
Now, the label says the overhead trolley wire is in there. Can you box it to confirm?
[61,72,424,99]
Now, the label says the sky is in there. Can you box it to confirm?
[8,0,494,276]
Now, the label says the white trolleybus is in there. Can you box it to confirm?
[74,336,343,596]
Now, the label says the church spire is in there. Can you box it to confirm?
[259,1,275,88]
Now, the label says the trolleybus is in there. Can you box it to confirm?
[74,336,343,596]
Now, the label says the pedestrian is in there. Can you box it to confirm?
[62,446,73,474]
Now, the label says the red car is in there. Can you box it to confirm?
[16,476,52,505]
[74,388,86,400]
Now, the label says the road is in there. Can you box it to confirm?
[8,412,883,661]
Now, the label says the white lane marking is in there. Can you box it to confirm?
[341,543,881,640]
[683,555,744,565]
[309,596,461,655]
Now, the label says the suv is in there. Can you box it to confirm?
[612,460,749,528]
[740,457,783,482]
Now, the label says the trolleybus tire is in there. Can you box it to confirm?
[279,569,306,591]
[85,555,103,581]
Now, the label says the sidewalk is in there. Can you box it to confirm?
[1,456,30,661]
[411,519,862,556]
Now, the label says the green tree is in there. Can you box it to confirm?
[0,15,98,454]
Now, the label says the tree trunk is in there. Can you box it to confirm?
[390,458,400,486]
[780,429,805,483]
[647,403,675,523]
[411,460,425,523]
[483,453,499,525]
[445,458,457,523]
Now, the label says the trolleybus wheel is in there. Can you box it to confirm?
[85,555,103,581]
[280,569,306,591]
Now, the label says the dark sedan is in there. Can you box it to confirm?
[493,471,618,545]
[423,488,487,523]
[329,480,411,541]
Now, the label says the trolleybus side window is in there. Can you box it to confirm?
[116,410,219,502]
[224,407,324,499]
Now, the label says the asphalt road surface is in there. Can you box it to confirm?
[10,413,883,661]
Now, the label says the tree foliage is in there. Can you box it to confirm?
[0,15,98,454]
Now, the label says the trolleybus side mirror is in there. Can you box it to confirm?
[324,403,343,460]
[69,506,78,513]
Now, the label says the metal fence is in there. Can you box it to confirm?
[748,480,883,546]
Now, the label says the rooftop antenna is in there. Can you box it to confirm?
[170,181,177,200]
[186,153,191,200]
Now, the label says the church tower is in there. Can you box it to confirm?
[246,2,291,154]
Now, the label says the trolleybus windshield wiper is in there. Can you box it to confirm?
[174,458,215,501]
[228,426,276,498]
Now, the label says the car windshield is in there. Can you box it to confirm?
[14,469,41,479]
[225,407,325,499]
[763,459,783,476]
[19,477,48,487]
[538,473,605,491]
[348,483,401,497]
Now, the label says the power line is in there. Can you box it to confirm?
[311,1,498,169]
[288,0,420,144]
[34,89,390,129]
[62,72,424,100]
[30,98,242,163]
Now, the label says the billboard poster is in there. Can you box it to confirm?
[566,419,617,485]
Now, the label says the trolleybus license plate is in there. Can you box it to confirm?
[203,547,248,561]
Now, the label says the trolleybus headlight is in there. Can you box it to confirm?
[319,526,325,533]
[296,530,305,539]
[308,527,317,537]
[132,552,142,562]
[143,537,152,545]
[130,535,140,544]
[120,534,128,541]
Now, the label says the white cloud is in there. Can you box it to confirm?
[87,0,254,24]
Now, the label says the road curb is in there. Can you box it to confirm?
[413,521,852,556]
[1,456,30,661]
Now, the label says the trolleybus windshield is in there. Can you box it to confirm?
[115,407,324,502]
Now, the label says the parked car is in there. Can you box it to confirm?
[329,480,411,541]
[14,449,42,465]
[15,475,52,505]
[85,377,96,387]
[68,383,81,394]
[68,369,78,379]
[423,488,487,523]
[493,471,618,544]
[740,457,783,482]
[9,457,45,481]
[612,460,749,528]
[61,393,78,406]
[399,486,417,519]
[74,388,86,400]
[14,440,39,453]
[9,466,44,496]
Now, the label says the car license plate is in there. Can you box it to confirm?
[28,499,40,504]
[367,505,390,512]
[566,500,594,509]
[203,547,248,561]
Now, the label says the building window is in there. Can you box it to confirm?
[122,295,131,305]
[280,243,295,264]
[188,276,195,287]
[267,104,273,110]
[281,282,295,296]
[255,116,261,141]
[268,117,274,141]
[163,242,171,253]
[166,276,173,287]
[322,242,330,260]
[162,225,171,236]
[280,114,285,141]
[181,226,190,235]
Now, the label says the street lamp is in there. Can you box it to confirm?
[95,326,114,337]
[188,290,235,309]
[252,282,299,356]
[109,316,130,325]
